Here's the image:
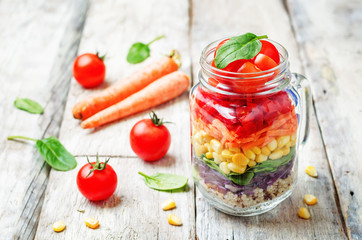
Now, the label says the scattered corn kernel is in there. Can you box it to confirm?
[162,199,176,210]
[85,217,99,229]
[261,146,271,156]
[219,162,230,174]
[227,162,246,174]
[269,149,283,160]
[277,136,290,148]
[195,145,207,157]
[210,139,222,153]
[304,194,318,205]
[205,151,213,159]
[52,221,66,232]
[267,139,277,151]
[282,147,290,156]
[229,147,241,153]
[167,214,182,226]
[243,149,256,160]
[213,152,222,164]
[251,146,261,155]
[305,166,318,177]
[221,149,233,160]
[256,154,268,163]
[298,207,311,219]
[232,153,249,166]
[248,160,257,167]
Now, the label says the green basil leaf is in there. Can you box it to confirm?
[214,33,268,69]
[138,172,188,191]
[35,136,77,171]
[14,97,44,114]
[252,147,295,173]
[126,43,150,64]
[126,35,165,64]
[228,171,254,185]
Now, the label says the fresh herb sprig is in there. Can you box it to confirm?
[138,171,188,191]
[14,98,44,114]
[214,33,268,69]
[7,135,77,171]
[127,35,165,64]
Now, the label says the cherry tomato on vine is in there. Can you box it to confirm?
[73,53,106,88]
[76,156,117,201]
[130,112,171,161]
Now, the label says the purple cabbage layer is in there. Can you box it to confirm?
[195,154,295,196]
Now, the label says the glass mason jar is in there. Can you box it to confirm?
[190,38,311,216]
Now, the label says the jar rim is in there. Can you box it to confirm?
[198,37,291,96]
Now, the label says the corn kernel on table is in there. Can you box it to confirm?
[1,0,361,239]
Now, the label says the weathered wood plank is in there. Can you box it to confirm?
[35,156,194,240]
[36,0,194,239]
[0,0,88,239]
[59,0,192,157]
[191,0,346,239]
[286,0,362,238]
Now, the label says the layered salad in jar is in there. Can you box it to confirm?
[190,33,299,215]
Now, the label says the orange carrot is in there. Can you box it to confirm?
[81,71,190,129]
[72,56,179,120]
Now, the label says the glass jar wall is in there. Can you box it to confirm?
[190,39,307,216]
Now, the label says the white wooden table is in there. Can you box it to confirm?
[1,0,361,239]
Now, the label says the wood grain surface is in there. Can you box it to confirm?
[0,0,360,239]
[287,0,362,238]
[35,0,194,239]
[0,0,87,239]
[191,0,346,239]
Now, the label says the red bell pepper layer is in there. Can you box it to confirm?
[191,86,298,151]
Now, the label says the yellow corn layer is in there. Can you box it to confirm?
[304,194,318,205]
[192,129,296,175]
[167,214,182,226]
[305,166,318,177]
[85,218,99,229]
[298,207,311,219]
[52,221,66,233]
[162,199,176,211]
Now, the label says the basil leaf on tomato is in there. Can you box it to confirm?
[214,33,268,69]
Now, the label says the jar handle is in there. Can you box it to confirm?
[291,73,312,145]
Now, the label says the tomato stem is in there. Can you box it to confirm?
[96,52,106,62]
[86,153,110,177]
[7,135,38,142]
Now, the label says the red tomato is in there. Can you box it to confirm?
[254,53,278,71]
[237,61,261,73]
[73,53,106,88]
[213,39,245,71]
[76,159,117,201]
[259,40,280,64]
[130,112,171,161]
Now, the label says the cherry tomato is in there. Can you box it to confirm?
[237,61,261,73]
[253,53,278,71]
[73,53,106,88]
[76,157,117,201]
[259,40,280,64]
[130,112,171,161]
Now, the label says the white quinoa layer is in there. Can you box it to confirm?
[198,173,294,208]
